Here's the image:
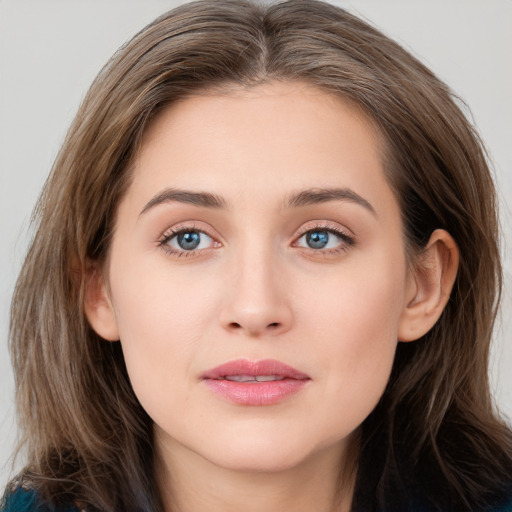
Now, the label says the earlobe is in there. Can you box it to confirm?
[398,229,459,342]
[83,263,120,342]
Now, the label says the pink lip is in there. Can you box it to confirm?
[201,359,310,406]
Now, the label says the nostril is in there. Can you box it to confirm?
[229,322,242,329]
[268,323,280,328]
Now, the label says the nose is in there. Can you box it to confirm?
[219,247,293,338]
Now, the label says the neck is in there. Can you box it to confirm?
[155,432,359,512]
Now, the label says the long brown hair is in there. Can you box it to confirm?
[7,1,512,510]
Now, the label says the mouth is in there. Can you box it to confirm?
[222,375,287,382]
[201,359,310,406]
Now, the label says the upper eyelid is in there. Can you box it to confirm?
[160,222,349,235]
[294,221,354,238]
[160,222,217,241]
[162,227,213,242]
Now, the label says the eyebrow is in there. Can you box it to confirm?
[139,186,376,216]
[140,188,228,216]
[285,187,377,216]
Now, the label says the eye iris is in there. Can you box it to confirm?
[307,231,329,249]
[177,232,201,250]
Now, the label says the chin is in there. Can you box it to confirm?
[195,425,343,474]
[205,443,311,474]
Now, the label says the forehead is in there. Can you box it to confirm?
[141,81,383,159]
[127,81,396,218]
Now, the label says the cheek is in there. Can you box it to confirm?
[304,248,406,348]
[112,253,220,339]
[300,253,406,434]
[107,257,221,410]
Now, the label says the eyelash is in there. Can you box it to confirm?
[158,223,355,258]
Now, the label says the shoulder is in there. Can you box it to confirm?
[1,487,80,512]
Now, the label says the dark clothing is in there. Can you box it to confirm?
[1,488,78,512]
[2,485,512,511]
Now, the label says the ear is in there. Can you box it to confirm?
[83,263,120,341]
[398,229,459,342]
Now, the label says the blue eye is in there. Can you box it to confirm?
[306,231,329,249]
[296,229,350,251]
[177,232,201,250]
[165,230,214,252]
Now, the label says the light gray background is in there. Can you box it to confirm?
[1,0,511,489]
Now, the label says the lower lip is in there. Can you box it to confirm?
[203,379,309,405]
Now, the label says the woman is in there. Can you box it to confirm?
[3,1,512,511]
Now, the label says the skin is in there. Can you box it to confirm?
[85,81,458,512]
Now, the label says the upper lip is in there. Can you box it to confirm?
[201,358,310,380]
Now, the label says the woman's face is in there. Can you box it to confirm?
[97,82,416,472]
